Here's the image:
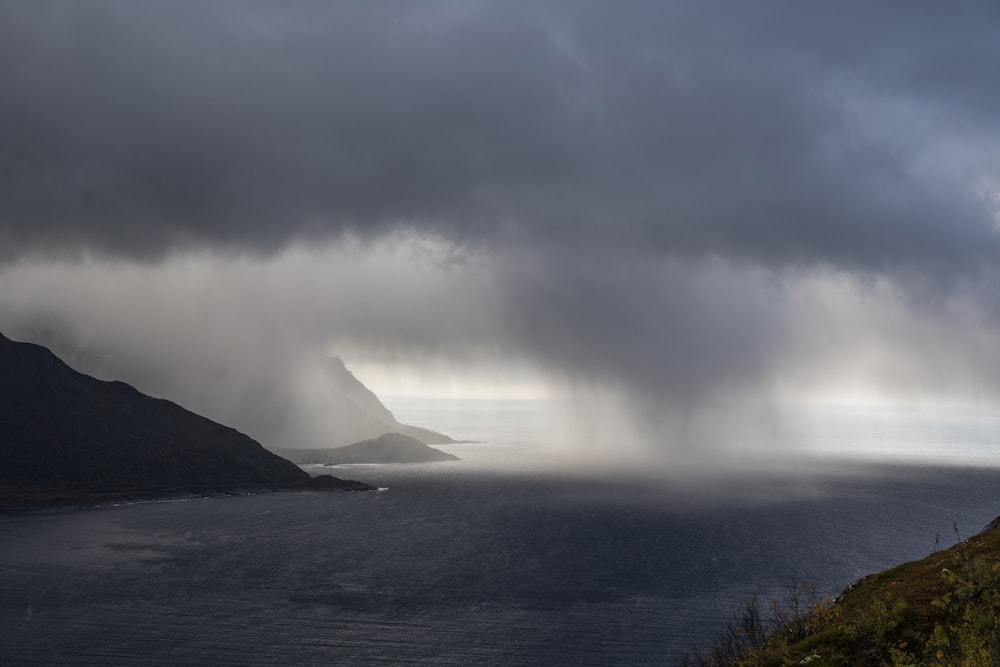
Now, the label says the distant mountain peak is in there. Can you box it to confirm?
[321,355,397,425]
[292,355,455,448]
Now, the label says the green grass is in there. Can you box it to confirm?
[683,519,1000,666]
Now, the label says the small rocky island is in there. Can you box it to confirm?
[0,332,374,508]
[276,432,461,465]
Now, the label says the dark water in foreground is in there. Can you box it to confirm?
[3,463,1000,665]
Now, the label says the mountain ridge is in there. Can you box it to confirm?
[1,326,456,450]
[0,332,373,508]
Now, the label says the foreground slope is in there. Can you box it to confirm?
[276,432,461,465]
[0,332,371,507]
[686,517,1000,666]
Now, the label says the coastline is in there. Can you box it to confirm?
[0,474,376,511]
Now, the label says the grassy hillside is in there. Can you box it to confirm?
[683,518,1000,666]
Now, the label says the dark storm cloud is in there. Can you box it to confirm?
[4,1,1000,458]
[2,0,998,271]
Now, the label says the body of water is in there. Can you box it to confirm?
[4,400,1000,664]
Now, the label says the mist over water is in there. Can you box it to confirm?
[389,396,1000,472]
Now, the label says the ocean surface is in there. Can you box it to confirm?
[4,399,1000,665]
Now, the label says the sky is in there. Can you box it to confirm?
[2,1,1000,459]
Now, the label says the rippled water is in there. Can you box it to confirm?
[4,459,1000,665]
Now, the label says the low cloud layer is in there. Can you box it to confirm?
[5,242,1000,457]
[3,2,1000,457]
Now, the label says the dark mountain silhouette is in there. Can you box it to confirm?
[275,432,461,465]
[0,332,372,508]
[3,325,457,451]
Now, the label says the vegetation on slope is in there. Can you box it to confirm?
[682,518,1000,666]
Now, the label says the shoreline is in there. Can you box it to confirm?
[0,474,376,511]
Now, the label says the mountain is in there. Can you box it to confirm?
[2,325,456,451]
[0,332,373,508]
[313,356,456,446]
[261,356,456,449]
[275,432,461,465]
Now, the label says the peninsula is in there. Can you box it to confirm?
[275,432,461,465]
